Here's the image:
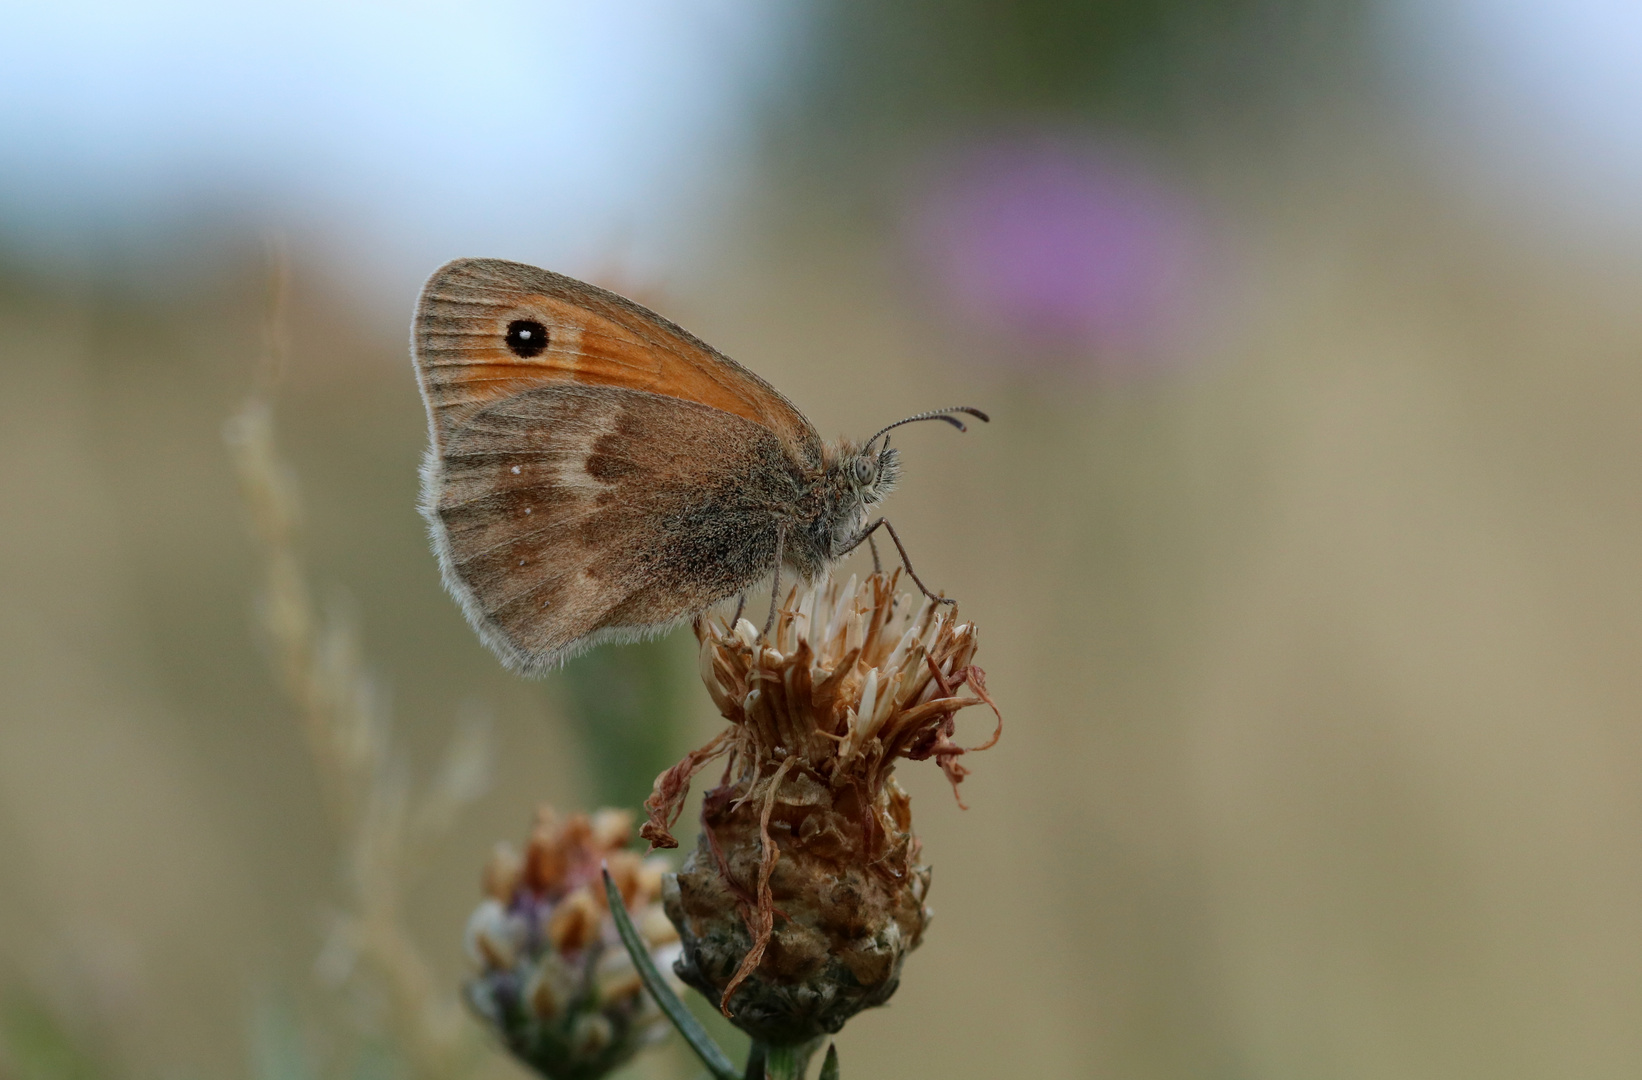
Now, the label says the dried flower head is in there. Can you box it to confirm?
[643,571,1000,1045]
[465,807,679,1080]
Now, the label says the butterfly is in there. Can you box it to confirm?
[411,258,986,674]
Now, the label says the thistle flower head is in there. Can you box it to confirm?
[464,807,679,1080]
[643,571,1000,1045]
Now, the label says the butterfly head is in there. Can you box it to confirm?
[813,407,988,560]
[812,439,898,555]
[854,440,902,504]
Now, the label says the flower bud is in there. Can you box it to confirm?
[465,805,680,1079]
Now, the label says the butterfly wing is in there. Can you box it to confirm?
[426,384,798,673]
[413,258,817,459]
[412,260,822,673]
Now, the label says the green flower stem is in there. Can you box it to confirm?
[602,867,742,1080]
[753,1039,824,1080]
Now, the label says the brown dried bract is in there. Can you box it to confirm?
[644,571,999,850]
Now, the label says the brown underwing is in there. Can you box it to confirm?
[411,258,984,674]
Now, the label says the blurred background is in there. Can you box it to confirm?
[6,1,1642,1077]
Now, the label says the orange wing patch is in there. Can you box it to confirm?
[413,259,815,456]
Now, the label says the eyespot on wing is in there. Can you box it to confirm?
[412,258,819,460]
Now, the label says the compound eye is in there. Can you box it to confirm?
[853,455,875,485]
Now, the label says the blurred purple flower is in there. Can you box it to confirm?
[906,134,1211,372]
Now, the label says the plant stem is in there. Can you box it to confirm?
[751,1038,824,1080]
[601,868,741,1080]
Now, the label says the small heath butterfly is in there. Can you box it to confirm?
[412,258,985,674]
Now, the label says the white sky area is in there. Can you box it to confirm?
[2,0,1641,288]
[0,0,796,293]
[1384,0,1642,243]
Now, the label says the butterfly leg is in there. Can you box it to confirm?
[732,593,747,626]
[880,519,954,606]
[763,526,787,638]
[841,519,955,606]
[867,533,883,575]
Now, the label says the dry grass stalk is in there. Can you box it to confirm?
[224,250,491,1078]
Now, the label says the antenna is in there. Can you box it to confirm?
[865,406,990,453]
